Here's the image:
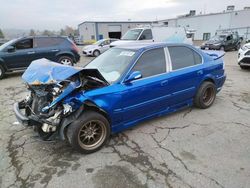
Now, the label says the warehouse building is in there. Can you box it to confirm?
[78,21,151,43]
[158,6,250,41]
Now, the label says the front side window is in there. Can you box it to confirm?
[131,48,166,78]
[139,29,153,40]
[168,46,202,70]
[15,39,33,50]
[85,48,136,83]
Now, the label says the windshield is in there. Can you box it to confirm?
[121,29,142,40]
[210,35,226,41]
[93,39,105,45]
[85,48,136,83]
[0,39,17,51]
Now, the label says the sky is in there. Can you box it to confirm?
[0,0,248,30]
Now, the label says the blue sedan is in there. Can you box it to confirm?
[14,43,226,153]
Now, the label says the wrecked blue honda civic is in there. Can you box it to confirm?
[14,43,226,153]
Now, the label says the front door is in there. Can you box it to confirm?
[121,47,170,126]
[4,38,36,69]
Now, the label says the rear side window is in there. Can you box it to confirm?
[139,29,153,40]
[132,48,166,78]
[15,39,33,50]
[168,46,202,70]
[35,37,64,48]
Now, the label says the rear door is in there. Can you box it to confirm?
[166,46,203,107]
[3,38,35,69]
[121,47,171,125]
[34,37,64,62]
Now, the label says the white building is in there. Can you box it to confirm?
[158,6,250,41]
[78,21,151,43]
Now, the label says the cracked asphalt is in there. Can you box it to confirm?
[0,51,250,188]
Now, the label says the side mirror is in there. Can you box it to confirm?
[7,46,15,53]
[124,71,142,83]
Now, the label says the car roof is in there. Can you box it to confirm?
[114,42,193,51]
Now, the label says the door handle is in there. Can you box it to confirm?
[161,80,168,86]
[197,70,203,75]
[51,49,59,52]
[27,51,35,54]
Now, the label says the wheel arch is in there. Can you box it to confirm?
[59,100,111,141]
[0,58,7,71]
[56,52,75,60]
[197,75,216,92]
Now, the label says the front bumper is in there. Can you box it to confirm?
[13,101,43,127]
[238,48,250,66]
[13,102,29,126]
[201,44,221,50]
[82,50,93,56]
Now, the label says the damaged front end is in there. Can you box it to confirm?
[14,59,108,140]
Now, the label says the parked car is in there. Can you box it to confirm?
[200,33,241,51]
[82,38,119,57]
[110,26,193,47]
[238,42,250,69]
[0,39,9,46]
[14,43,226,153]
[0,36,80,79]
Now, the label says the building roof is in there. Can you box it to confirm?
[78,21,152,26]
[159,8,250,22]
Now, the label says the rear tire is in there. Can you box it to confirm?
[0,65,5,79]
[194,81,216,109]
[66,111,110,154]
[58,56,74,66]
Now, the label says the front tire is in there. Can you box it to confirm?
[58,56,74,66]
[0,65,5,79]
[66,111,110,154]
[240,65,249,70]
[194,81,216,109]
[93,50,100,57]
[219,46,225,51]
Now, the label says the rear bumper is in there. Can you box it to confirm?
[216,74,226,92]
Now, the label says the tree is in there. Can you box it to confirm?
[42,30,53,36]
[60,29,66,36]
[29,29,36,36]
[0,29,4,38]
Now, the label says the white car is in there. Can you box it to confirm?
[82,38,119,57]
[238,42,250,69]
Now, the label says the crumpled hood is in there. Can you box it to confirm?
[22,58,109,85]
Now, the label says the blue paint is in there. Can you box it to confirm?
[22,43,226,135]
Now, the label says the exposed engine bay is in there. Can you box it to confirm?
[15,59,108,140]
